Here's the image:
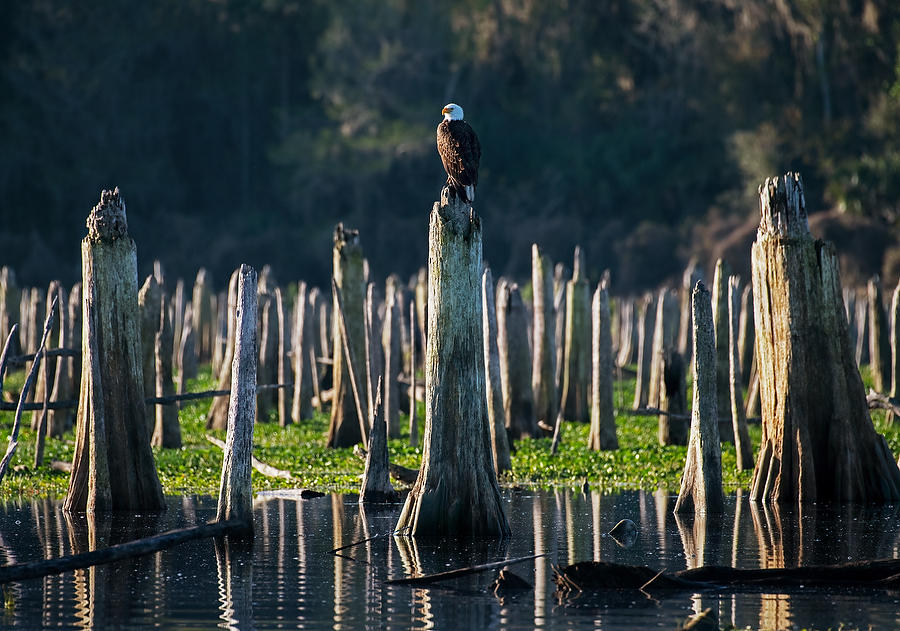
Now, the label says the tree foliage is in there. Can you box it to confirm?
[1,0,898,289]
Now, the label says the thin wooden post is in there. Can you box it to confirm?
[738,284,755,388]
[677,259,702,361]
[648,287,678,409]
[632,292,656,409]
[408,299,419,447]
[658,349,688,445]
[191,268,214,363]
[207,269,240,431]
[176,303,197,400]
[47,283,72,437]
[382,275,402,437]
[359,377,398,504]
[216,264,258,534]
[674,281,724,514]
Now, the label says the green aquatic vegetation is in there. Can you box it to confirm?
[0,361,890,501]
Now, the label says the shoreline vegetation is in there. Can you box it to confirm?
[2,364,895,502]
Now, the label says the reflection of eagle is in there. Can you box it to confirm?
[437,103,481,203]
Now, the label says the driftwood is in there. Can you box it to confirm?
[0,519,247,584]
[385,553,546,585]
[206,435,292,480]
[553,558,900,596]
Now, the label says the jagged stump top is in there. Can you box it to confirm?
[86,187,128,242]
[758,172,809,239]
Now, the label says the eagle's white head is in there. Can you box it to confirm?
[442,103,464,121]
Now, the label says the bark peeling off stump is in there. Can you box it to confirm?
[750,172,900,504]
[65,188,164,513]
[395,190,509,538]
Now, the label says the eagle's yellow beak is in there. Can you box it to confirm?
[442,106,451,115]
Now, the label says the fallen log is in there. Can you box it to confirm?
[0,518,248,584]
[553,558,900,597]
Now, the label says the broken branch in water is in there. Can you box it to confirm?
[205,434,293,480]
[385,553,546,586]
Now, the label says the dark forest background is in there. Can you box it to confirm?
[2,0,900,292]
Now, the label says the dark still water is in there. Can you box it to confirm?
[0,489,898,630]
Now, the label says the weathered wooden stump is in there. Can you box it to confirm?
[207,269,240,431]
[674,281,724,514]
[256,282,279,422]
[359,377,398,504]
[327,223,367,448]
[395,189,509,537]
[560,247,591,422]
[868,276,890,393]
[531,244,558,427]
[615,297,636,367]
[382,276,403,437]
[749,173,900,503]
[0,267,20,356]
[216,264,258,534]
[632,292,656,409]
[64,188,165,513]
[191,268,214,363]
[152,307,181,449]
[727,276,752,470]
[481,268,512,475]
[738,284,755,388]
[677,259,702,361]
[888,279,900,424]
[588,275,618,451]
[497,279,537,438]
[658,349,688,446]
[648,287,679,409]
[291,282,314,423]
[711,259,734,442]
[68,283,82,401]
[176,303,197,399]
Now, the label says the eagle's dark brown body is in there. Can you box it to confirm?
[437,119,481,203]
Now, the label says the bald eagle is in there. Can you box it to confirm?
[437,103,481,203]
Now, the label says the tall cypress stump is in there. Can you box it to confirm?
[327,224,367,448]
[711,259,734,442]
[674,281,724,514]
[560,246,591,422]
[867,276,890,393]
[750,173,900,503]
[888,279,900,424]
[481,268,512,475]
[64,188,165,513]
[496,279,537,439]
[395,189,509,537]
[587,276,618,450]
[531,244,558,427]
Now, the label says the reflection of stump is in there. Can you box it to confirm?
[750,173,900,503]
[64,188,165,513]
[395,189,509,537]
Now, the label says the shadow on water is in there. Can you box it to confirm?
[0,489,897,629]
